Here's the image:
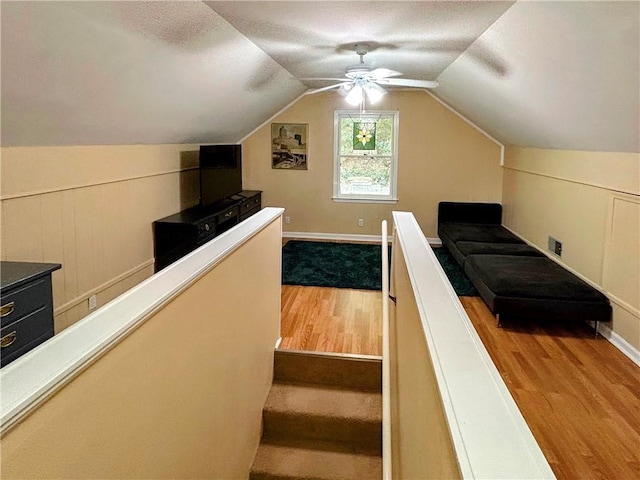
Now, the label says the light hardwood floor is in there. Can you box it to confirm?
[461,296,640,480]
[279,286,640,479]
[280,285,382,355]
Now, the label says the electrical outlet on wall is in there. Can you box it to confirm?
[358,218,364,227]
[88,294,97,310]
[285,216,291,224]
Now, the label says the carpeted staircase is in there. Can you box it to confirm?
[250,350,383,480]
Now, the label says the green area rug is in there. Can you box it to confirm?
[281,241,478,296]
[432,248,478,297]
[282,241,385,290]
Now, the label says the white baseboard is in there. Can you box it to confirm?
[283,231,442,247]
[594,322,640,367]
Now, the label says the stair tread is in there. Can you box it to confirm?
[250,443,382,480]
[265,383,382,423]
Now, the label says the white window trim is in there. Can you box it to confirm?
[333,110,399,203]
[331,197,399,204]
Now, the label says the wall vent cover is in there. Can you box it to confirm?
[548,236,562,257]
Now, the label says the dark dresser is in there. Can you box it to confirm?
[153,190,262,272]
[1,261,61,367]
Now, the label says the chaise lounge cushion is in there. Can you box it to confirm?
[443,236,542,267]
[439,223,524,244]
[456,241,544,258]
[439,222,529,266]
[464,255,611,321]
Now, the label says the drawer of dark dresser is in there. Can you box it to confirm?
[1,277,50,328]
[1,331,52,367]
[217,205,239,223]
[240,206,260,222]
[1,307,54,366]
[240,194,261,214]
[195,217,216,243]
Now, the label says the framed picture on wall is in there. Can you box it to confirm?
[271,123,308,170]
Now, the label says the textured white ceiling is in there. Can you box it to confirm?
[208,0,639,153]
[1,1,306,146]
[2,1,638,153]
[207,1,514,85]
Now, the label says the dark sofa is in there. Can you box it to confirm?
[438,202,611,328]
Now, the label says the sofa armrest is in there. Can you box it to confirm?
[438,202,503,226]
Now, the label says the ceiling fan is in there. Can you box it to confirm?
[303,44,439,106]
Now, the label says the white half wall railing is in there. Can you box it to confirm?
[388,211,555,479]
[0,208,284,479]
[381,220,392,480]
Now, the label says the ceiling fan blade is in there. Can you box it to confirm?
[376,78,439,88]
[370,68,402,79]
[307,82,350,94]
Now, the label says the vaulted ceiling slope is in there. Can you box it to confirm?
[0,1,306,147]
[2,1,638,153]
[435,1,640,152]
[210,0,639,153]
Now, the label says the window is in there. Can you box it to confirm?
[333,110,399,203]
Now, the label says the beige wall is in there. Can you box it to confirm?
[242,90,503,238]
[390,237,461,479]
[1,145,200,332]
[0,219,282,479]
[502,147,640,349]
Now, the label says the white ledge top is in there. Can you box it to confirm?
[392,211,555,480]
[0,207,284,432]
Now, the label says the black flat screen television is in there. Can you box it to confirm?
[199,144,242,208]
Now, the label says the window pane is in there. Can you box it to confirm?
[339,116,393,156]
[372,117,392,156]
[339,118,354,155]
[339,156,391,196]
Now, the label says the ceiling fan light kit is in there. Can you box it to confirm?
[344,79,386,106]
[305,43,439,109]
[366,82,387,103]
[345,83,364,105]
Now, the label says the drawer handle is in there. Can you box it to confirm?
[1,331,17,348]
[225,212,234,218]
[0,302,15,318]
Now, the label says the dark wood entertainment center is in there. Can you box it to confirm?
[153,190,262,272]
